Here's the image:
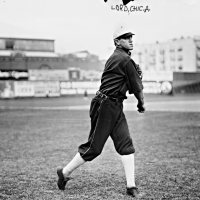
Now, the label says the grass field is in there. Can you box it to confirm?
[0,95,200,200]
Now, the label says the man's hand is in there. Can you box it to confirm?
[134,91,145,113]
[137,102,145,113]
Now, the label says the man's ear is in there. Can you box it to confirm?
[114,39,120,46]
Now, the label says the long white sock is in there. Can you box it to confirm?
[62,152,86,177]
[121,153,136,188]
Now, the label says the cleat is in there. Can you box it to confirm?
[126,186,139,198]
[57,168,71,190]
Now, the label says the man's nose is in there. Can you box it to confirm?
[128,38,133,42]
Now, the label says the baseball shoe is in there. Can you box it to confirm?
[57,167,71,190]
[126,186,139,198]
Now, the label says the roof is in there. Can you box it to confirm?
[0,50,59,57]
[0,51,11,56]
[24,51,58,57]
[0,37,54,42]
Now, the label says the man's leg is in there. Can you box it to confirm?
[57,97,101,181]
[78,98,121,161]
[121,154,139,197]
[57,97,120,190]
[121,153,136,188]
[57,153,85,190]
[110,112,139,197]
[62,152,85,177]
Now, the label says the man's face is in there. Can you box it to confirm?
[116,35,133,50]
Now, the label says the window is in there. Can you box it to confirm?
[170,56,175,61]
[196,42,200,50]
[6,40,14,50]
[178,66,183,70]
[178,55,183,61]
[138,52,142,63]
[196,51,200,60]
[160,49,165,54]
[160,57,165,63]
[197,60,200,67]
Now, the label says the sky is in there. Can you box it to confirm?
[0,0,200,59]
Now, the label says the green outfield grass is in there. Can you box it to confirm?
[0,97,200,199]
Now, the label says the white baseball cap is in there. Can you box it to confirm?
[113,25,134,40]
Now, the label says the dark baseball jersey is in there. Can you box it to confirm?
[99,47,143,100]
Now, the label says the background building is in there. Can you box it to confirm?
[133,36,200,72]
[132,36,200,94]
[0,36,199,98]
[0,37,104,81]
[0,37,62,72]
[0,37,104,98]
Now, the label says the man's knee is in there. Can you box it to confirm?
[117,146,135,155]
[92,147,102,158]
[79,146,102,161]
[115,137,135,155]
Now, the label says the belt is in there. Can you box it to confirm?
[96,91,123,103]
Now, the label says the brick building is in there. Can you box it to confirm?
[0,37,67,72]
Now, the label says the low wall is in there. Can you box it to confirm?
[0,80,173,99]
[173,72,200,94]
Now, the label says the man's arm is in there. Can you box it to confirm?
[134,91,145,113]
[125,60,145,113]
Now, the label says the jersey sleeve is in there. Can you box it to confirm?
[125,59,144,94]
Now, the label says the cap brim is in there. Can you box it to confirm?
[119,32,134,39]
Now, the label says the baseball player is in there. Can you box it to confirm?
[57,25,145,198]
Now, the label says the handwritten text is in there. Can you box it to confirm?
[111,4,150,13]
